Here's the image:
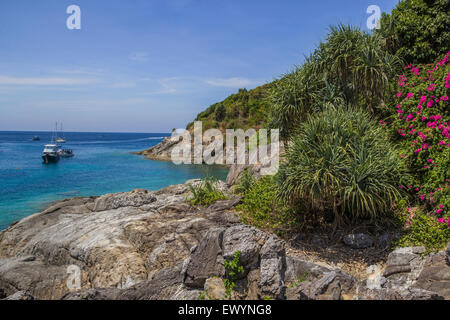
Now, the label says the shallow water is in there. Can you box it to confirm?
[0,131,228,230]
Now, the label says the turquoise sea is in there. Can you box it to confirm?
[0,131,228,230]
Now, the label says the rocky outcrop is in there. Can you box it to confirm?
[0,180,448,300]
[135,136,181,161]
[355,247,449,300]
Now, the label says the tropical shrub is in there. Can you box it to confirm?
[236,176,300,235]
[188,176,227,206]
[233,168,256,194]
[385,51,449,225]
[224,251,244,298]
[395,208,450,253]
[276,106,405,227]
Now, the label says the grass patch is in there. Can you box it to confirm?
[189,176,227,206]
[236,175,300,237]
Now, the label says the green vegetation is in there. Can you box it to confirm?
[395,209,450,253]
[187,84,274,132]
[270,25,402,141]
[184,0,449,249]
[276,107,405,228]
[188,176,227,206]
[224,251,244,298]
[377,0,450,64]
[233,168,256,195]
[287,272,310,288]
[236,176,300,236]
[386,52,450,225]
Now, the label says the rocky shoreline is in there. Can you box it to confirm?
[0,175,449,300]
[134,136,179,162]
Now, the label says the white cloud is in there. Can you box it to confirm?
[0,75,98,86]
[205,77,255,88]
[129,52,149,62]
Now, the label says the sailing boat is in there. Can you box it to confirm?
[56,122,67,143]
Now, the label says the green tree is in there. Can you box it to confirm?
[377,0,450,64]
[215,103,226,122]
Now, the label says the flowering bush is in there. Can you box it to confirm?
[386,52,450,227]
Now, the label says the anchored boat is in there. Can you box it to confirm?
[56,123,67,143]
[58,148,74,158]
[42,144,61,163]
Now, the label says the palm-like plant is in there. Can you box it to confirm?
[269,24,403,141]
[353,35,403,112]
[276,106,405,228]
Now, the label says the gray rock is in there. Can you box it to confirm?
[259,237,286,300]
[342,233,374,249]
[2,290,35,300]
[184,228,225,288]
[61,288,120,300]
[376,233,391,249]
[204,277,226,300]
[285,281,311,300]
[414,252,450,298]
[93,189,156,212]
[222,225,268,271]
[285,256,330,283]
[207,197,243,212]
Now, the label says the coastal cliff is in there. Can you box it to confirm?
[0,175,449,300]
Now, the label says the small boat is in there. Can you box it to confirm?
[42,144,61,163]
[58,148,74,158]
[32,136,40,141]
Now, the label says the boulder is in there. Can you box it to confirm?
[342,233,374,249]
[184,228,225,288]
[222,225,268,272]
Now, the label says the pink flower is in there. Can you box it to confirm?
[406,92,414,99]
[427,159,433,163]
[396,92,402,98]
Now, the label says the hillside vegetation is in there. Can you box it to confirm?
[186,83,274,132]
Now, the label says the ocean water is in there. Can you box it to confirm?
[0,131,229,230]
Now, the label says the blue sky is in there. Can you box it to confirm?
[0,0,398,132]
